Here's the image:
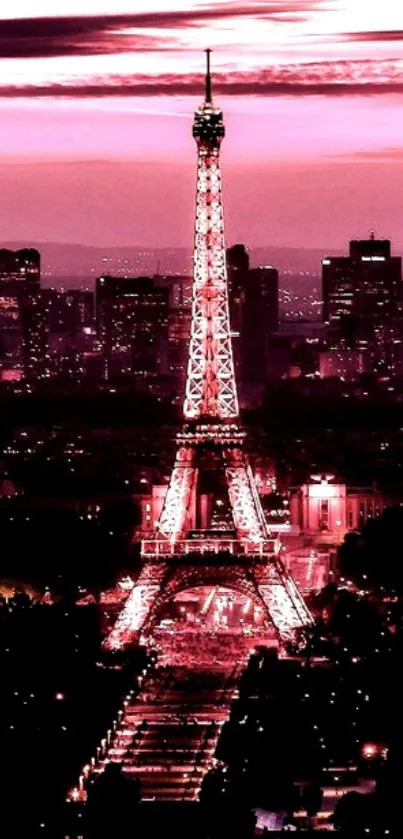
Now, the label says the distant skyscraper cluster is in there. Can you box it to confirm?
[0,249,190,392]
[0,248,94,382]
[1,231,402,394]
[95,275,169,379]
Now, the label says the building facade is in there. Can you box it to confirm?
[226,244,279,398]
[290,475,396,544]
[322,236,402,325]
[96,276,169,379]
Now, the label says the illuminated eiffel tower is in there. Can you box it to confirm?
[105,51,312,650]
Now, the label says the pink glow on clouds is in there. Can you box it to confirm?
[1,1,403,247]
[0,95,402,164]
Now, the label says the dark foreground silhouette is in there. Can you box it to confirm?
[85,763,140,838]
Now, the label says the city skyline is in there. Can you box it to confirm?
[1,2,403,248]
[2,8,403,833]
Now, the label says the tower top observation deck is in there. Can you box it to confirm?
[193,49,225,148]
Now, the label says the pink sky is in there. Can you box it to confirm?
[1,1,403,249]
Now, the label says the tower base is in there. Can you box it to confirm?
[104,550,312,651]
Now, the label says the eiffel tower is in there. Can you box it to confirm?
[105,51,312,650]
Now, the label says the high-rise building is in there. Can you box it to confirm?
[155,275,192,310]
[96,276,169,378]
[245,266,279,379]
[64,290,94,334]
[39,289,95,380]
[0,295,22,378]
[166,308,191,392]
[20,290,52,380]
[226,244,249,327]
[226,244,249,390]
[322,235,402,325]
[154,275,192,393]
[0,248,42,380]
[226,246,279,394]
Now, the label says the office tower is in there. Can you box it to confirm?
[0,248,47,380]
[226,243,249,275]
[36,290,94,380]
[226,244,249,391]
[245,266,279,379]
[20,291,52,380]
[249,267,279,333]
[64,291,94,334]
[226,243,249,330]
[226,246,279,393]
[155,275,193,311]
[322,235,402,325]
[48,288,93,346]
[0,295,22,378]
[155,276,192,392]
[167,308,191,391]
[95,276,169,378]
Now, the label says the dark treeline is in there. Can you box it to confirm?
[0,388,178,439]
[339,504,403,593]
[2,380,403,437]
[0,499,139,593]
[201,618,403,835]
[0,596,148,835]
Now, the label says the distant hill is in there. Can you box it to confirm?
[1,242,344,288]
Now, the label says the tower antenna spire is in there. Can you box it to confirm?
[205,48,212,103]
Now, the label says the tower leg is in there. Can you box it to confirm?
[254,558,313,640]
[103,563,168,650]
[158,446,197,540]
[224,446,268,542]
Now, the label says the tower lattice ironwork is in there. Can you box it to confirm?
[105,52,312,650]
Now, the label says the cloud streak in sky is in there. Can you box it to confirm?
[1,2,403,99]
[0,3,326,59]
[1,58,403,98]
[343,29,403,43]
